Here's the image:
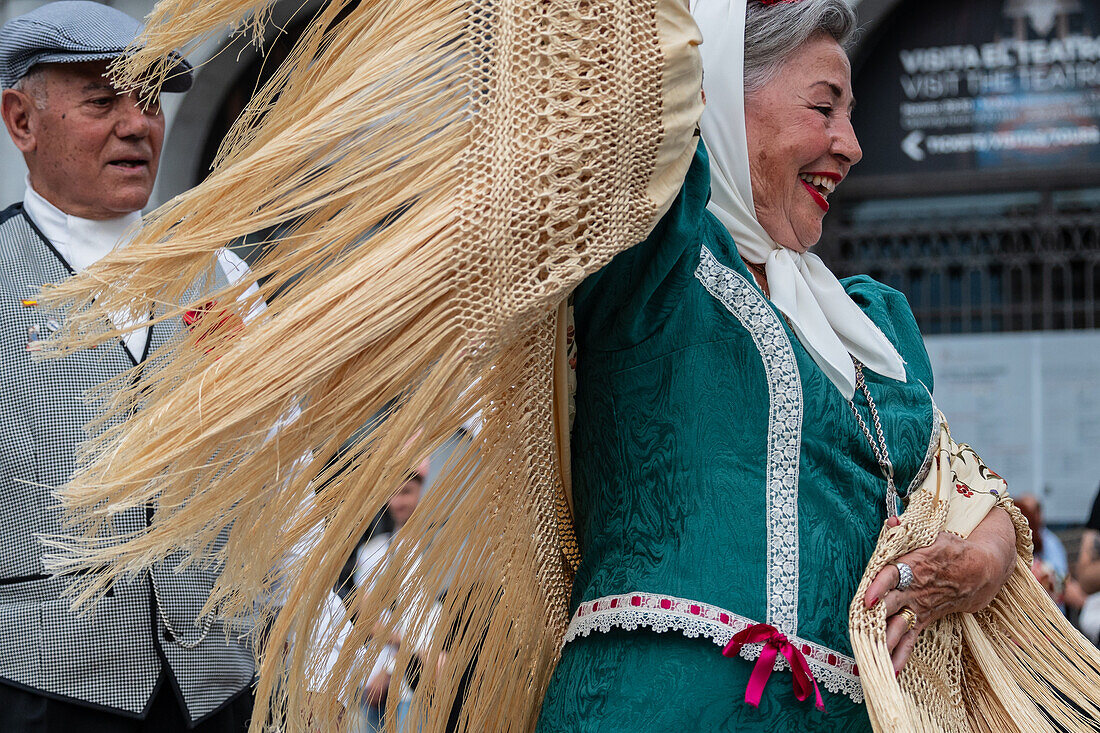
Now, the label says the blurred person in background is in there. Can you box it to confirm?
[1075,483,1100,595]
[355,460,427,733]
[1017,494,1068,609]
[1074,482,1100,644]
[1017,494,1068,581]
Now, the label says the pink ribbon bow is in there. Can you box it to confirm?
[722,623,825,712]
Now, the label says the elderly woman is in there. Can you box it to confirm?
[536,0,1017,729]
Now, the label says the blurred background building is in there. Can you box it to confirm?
[820,0,1100,531]
[1,0,1098,529]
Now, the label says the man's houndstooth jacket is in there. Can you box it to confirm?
[0,203,254,722]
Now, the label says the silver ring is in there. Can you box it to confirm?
[894,562,914,591]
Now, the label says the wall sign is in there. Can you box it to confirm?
[852,0,1100,177]
[925,331,1100,525]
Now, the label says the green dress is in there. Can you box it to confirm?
[536,142,939,732]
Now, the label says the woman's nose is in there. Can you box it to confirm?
[833,118,863,166]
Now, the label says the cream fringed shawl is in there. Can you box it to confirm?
[850,416,1100,731]
[36,0,703,730]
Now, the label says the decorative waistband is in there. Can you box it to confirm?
[563,591,864,704]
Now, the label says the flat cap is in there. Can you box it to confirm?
[0,1,192,92]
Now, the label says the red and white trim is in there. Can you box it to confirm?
[564,592,864,704]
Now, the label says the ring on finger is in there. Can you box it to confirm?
[894,561,914,591]
[897,606,917,632]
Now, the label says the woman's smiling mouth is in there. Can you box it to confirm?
[798,172,839,212]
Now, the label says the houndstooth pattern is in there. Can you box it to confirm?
[0,204,253,720]
[0,2,139,86]
[0,1,192,92]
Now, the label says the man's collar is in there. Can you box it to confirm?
[22,177,70,247]
[22,177,142,272]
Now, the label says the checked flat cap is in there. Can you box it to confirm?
[0,1,192,91]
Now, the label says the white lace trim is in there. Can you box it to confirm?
[695,246,802,635]
[564,592,864,704]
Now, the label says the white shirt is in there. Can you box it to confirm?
[22,179,261,361]
[280,490,360,695]
[353,532,437,704]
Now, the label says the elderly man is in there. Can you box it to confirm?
[0,3,254,731]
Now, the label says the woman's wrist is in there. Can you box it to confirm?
[963,507,1018,606]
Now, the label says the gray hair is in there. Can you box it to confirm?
[11,65,47,109]
[744,0,857,96]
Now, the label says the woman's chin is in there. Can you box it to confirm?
[790,223,824,253]
[760,215,822,253]
[775,237,817,254]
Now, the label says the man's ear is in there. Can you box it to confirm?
[2,89,38,154]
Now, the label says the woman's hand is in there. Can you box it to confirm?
[862,506,1017,674]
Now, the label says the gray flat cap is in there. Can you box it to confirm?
[0,1,192,92]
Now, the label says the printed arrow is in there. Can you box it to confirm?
[902,130,925,161]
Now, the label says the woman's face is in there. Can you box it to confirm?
[744,34,862,252]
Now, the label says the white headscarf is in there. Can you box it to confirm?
[689,0,906,399]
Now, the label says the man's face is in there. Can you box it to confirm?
[5,61,165,219]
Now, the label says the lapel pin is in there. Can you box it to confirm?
[21,299,37,307]
[45,318,61,333]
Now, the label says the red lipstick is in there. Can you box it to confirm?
[800,179,829,212]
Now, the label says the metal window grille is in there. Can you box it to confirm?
[819,193,1100,335]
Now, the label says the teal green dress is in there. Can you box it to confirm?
[536,142,938,732]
